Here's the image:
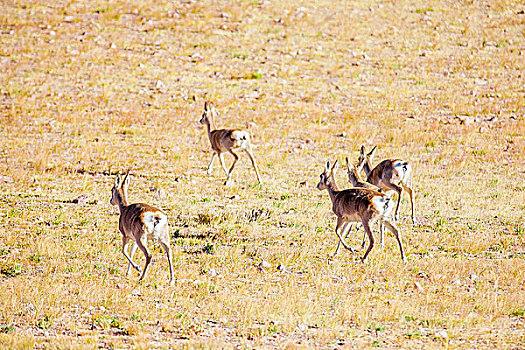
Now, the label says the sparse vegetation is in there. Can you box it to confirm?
[0,0,524,348]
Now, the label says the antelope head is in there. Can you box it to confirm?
[316,160,338,191]
[358,146,377,170]
[200,101,218,125]
[110,171,130,206]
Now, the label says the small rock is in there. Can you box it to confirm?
[416,271,429,279]
[0,175,13,183]
[414,281,425,292]
[332,275,348,283]
[72,195,88,205]
[419,327,430,335]
[260,260,271,269]
[296,323,307,331]
[435,330,448,339]
[150,188,166,201]
[191,52,203,62]
[156,80,166,90]
[456,115,474,125]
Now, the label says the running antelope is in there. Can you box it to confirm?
[199,101,262,185]
[345,157,386,250]
[357,146,416,225]
[110,172,174,285]
[317,160,406,262]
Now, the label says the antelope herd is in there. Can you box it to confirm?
[111,102,416,283]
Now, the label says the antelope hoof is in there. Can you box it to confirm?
[169,279,175,286]
[224,179,233,186]
[345,246,355,254]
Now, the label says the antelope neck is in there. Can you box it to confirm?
[363,160,372,177]
[204,118,214,138]
[116,189,128,211]
[325,177,340,204]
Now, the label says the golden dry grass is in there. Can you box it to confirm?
[0,0,524,348]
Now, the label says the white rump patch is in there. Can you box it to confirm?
[143,211,167,239]
[393,161,404,168]
[373,196,392,216]
[232,130,250,149]
[393,161,411,181]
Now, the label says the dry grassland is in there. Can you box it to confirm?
[1,0,524,348]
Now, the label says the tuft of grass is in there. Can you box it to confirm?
[0,263,23,277]
[36,316,52,330]
[509,308,524,317]
[415,7,434,13]
[244,72,263,80]
[0,325,15,334]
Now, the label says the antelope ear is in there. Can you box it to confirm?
[204,101,209,111]
[211,103,218,117]
[346,157,354,171]
[356,158,364,171]
[368,146,377,158]
[114,174,121,187]
[325,161,331,172]
[123,170,130,188]
[360,145,365,155]
[332,159,339,174]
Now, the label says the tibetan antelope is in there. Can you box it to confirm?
[110,171,174,285]
[199,101,262,185]
[357,146,416,225]
[345,157,386,250]
[317,160,406,262]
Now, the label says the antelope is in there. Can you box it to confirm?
[357,146,416,225]
[317,160,406,262]
[110,171,174,285]
[199,101,262,185]
[345,157,386,250]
